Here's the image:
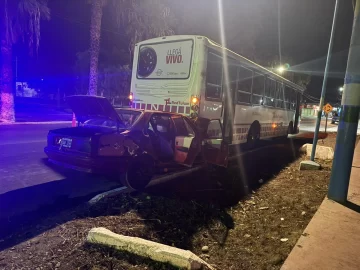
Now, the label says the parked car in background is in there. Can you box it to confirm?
[331,110,340,124]
[44,96,227,191]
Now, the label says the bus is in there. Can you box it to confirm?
[130,35,304,148]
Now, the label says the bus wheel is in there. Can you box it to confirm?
[120,155,154,191]
[247,123,260,149]
[287,123,294,135]
[280,123,293,140]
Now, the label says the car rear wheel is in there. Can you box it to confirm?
[120,154,154,191]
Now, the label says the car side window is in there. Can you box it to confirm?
[183,117,195,137]
[172,116,189,137]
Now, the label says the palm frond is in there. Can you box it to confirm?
[7,0,50,53]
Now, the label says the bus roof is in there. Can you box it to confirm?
[135,35,305,93]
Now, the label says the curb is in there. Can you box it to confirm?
[0,121,72,126]
[87,227,215,270]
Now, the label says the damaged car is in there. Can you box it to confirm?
[44,95,228,191]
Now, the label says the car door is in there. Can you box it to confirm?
[171,115,201,167]
[197,118,229,167]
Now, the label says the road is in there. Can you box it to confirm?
[300,117,360,134]
[0,123,120,223]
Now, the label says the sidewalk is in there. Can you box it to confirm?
[282,142,360,270]
[0,121,71,125]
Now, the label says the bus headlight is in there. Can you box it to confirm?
[191,95,199,105]
[128,92,134,106]
[190,95,200,118]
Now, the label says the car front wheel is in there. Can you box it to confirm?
[120,154,154,191]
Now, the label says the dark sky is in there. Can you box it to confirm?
[16,0,354,103]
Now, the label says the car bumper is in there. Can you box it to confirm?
[44,147,129,174]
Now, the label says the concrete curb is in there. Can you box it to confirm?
[87,227,215,270]
[88,186,129,205]
[0,121,72,125]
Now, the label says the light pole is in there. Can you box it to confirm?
[310,0,340,162]
[328,0,360,203]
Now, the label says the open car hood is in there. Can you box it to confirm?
[67,95,123,124]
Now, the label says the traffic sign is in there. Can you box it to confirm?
[323,103,333,114]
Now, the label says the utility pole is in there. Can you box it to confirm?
[328,0,360,203]
[310,0,340,161]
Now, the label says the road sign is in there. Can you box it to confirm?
[323,103,333,114]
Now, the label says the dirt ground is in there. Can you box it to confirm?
[0,133,345,270]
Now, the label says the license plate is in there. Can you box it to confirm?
[60,138,72,148]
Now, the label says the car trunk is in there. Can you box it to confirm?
[48,126,116,155]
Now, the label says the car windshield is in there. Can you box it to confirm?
[84,109,141,129]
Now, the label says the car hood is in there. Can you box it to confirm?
[67,95,124,124]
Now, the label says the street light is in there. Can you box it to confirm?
[277,66,285,74]
[276,63,290,74]
[339,86,344,92]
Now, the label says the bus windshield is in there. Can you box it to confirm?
[136,39,194,80]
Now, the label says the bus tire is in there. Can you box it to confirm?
[247,122,260,149]
[120,154,154,191]
[280,122,293,140]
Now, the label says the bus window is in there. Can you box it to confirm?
[238,66,253,93]
[206,52,223,100]
[228,59,238,93]
[237,66,253,104]
[284,86,291,109]
[252,73,265,105]
[290,89,297,110]
[275,82,284,108]
[264,78,276,107]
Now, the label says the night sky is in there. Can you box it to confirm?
[15,0,354,104]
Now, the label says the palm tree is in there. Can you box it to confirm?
[88,0,107,96]
[87,0,174,96]
[0,0,50,122]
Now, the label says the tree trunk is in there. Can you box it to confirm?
[88,0,106,96]
[0,1,15,122]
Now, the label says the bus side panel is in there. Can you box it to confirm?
[232,104,296,144]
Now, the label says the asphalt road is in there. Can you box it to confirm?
[0,123,120,222]
[299,116,360,134]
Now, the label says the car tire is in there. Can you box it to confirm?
[120,154,154,191]
[331,120,335,124]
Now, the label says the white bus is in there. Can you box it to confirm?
[130,35,304,148]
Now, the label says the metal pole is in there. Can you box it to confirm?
[310,0,340,161]
[325,113,328,133]
[328,0,360,203]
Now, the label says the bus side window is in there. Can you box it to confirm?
[206,52,223,101]
[252,73,265,105]
[237,66,253,104]
[275,82,284,109]
[264,78,276,107]
[290,89,297,110]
